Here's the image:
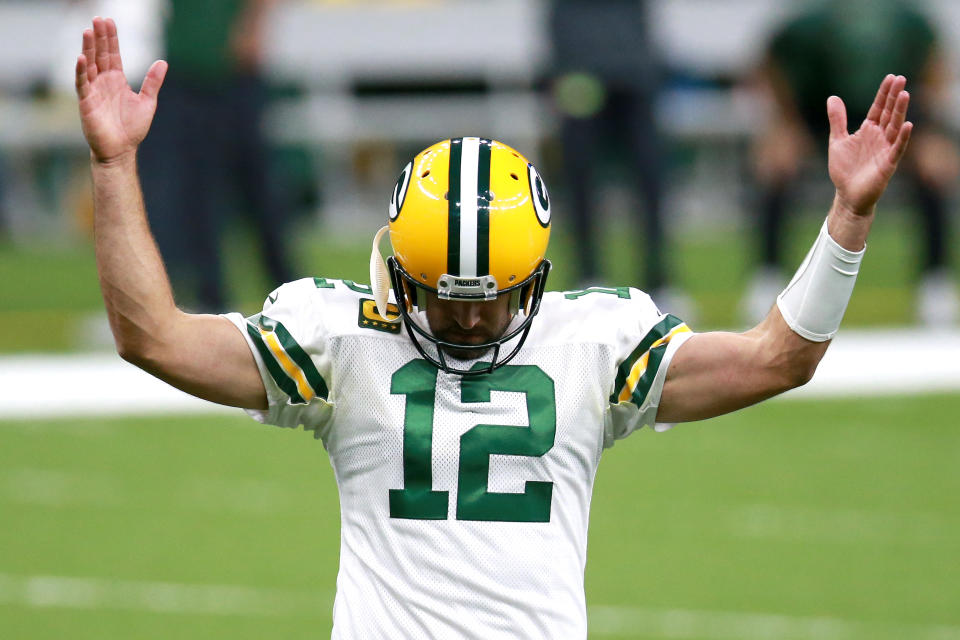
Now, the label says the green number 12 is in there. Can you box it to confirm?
[389,359,557,522]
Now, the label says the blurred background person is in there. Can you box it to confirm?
[742,0,959,327]
[548,0,692,317]
[139,0,296,312]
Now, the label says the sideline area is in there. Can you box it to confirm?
[1,328,958,419]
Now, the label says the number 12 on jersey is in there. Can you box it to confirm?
[389,359,557,523]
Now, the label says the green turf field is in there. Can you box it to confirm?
[0,209,950,352]
[1,393,958,639]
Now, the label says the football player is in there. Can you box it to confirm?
[76,17,912,639]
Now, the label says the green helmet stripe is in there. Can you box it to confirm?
[476,138,492,277]
[447,138,463,276]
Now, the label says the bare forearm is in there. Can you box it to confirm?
[659,74,911,424]
[657,307,827,422]
[828,193,874,251]
[91,152,267,409]
[659,200,868,423]
[79,16,267,409]
[243,0,277,22]
[91,151,177,359]
[230,0,276,67]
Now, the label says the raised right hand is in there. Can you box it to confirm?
[826,74,912,217]
[76,17,168,164]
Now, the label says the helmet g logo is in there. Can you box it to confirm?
[389,161,412,221]
[528,164,551,228]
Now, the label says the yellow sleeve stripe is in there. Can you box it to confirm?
[617,323,691,403]
[260,328,316,403]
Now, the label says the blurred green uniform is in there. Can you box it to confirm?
[769,0,937,135]
[747,0,955,327]
[165,0,245,88]
[140,0,296,311]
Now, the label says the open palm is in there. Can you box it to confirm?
[827,74,912,215]
[76,17,167,163]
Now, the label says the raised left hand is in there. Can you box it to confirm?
[828,74,913,216]
[76,17,168,164]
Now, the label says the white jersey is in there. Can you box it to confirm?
[223,278,692,639]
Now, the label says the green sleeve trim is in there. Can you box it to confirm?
[245,320,307,405]
[627,342,668,407]
[259,315,330,401]
[609,314,685,404]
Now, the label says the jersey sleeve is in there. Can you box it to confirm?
[222,278,334,439]
[603,288,693,446]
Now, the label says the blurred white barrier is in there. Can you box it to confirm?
[4,0,960,146]
[5,1,960,90]
[785,328,960,398]
[2,0,960,235]
[265,0,547,86]
[0,330,958,419]
[0,353,232,418]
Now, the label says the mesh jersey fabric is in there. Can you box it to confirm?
[222,278,693,639]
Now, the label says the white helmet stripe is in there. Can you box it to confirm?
[458,137,481,277]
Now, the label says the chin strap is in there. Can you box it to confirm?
[369,225,398,322]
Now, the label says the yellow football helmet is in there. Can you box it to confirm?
[371,137,552,375]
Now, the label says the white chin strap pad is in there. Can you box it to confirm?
[369,225,397,321]
[776,218,865,342]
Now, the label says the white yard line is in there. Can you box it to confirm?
[0,467,302,516]
[0,573,328,617]
[6,466,956,547]
[722,503,960,547]
[785,328,960,398]
[587,605,960,640]
[0,572,957,638]
[0,329,958,419]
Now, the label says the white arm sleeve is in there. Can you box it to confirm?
[777,218,865,342]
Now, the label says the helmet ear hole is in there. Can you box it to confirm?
[401,280,416,313]
[518,283,534,312]
[508,290,521,315]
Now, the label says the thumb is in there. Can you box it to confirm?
[827,95,847,142]
[139,60,168,101]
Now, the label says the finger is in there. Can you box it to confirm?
[82,28,97,83]
[865,74,894,124]
[75,55,90,98]
[879,75,906,130]
[890,121,913,165]
[139,60,169,101]
[106,18,123,73]
[93,17,111,77]
[885,90,910,143]
[827,95,847,142]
